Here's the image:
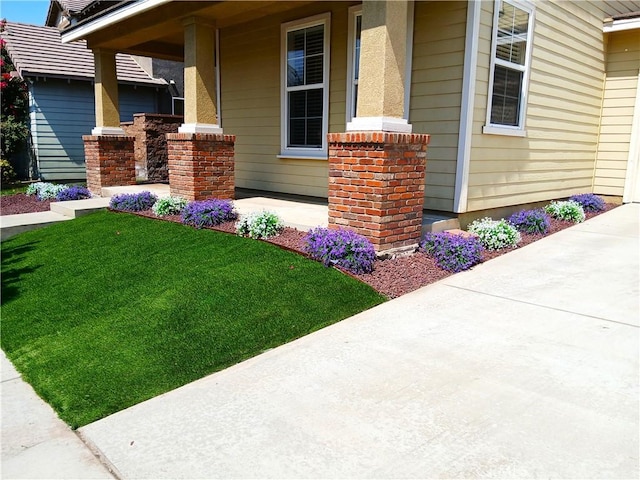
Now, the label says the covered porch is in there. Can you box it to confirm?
[61,0,430,252]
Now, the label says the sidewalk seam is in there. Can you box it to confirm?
[443,284,639,328]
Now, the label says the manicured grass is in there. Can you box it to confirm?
[1,211,385,428]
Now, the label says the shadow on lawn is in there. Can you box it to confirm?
[1,242,41,305]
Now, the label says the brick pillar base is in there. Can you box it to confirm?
[166,133,235,200]
[83,135,136,196]
[328,132,429,252]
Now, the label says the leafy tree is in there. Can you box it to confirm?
[0,19,29,176]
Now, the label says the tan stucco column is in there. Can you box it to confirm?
[347,0,412,133]
[178,17,222,134]
[92,49,125,135]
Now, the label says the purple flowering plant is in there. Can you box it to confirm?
[181,199,237,229]
[55,185,91,202]
[303,227,376,274]
[507,209,550,235]
[569,193,605,212]
[420,232,484,273]
[109,191,157,212]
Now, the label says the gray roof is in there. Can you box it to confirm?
[2,21,166,86]
[57,0,94,14]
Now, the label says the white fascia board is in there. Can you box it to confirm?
[603,18,640,33]
[61,0,172,43]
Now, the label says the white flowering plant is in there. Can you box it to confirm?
[26,182,68,200]
[544,200,585,223]
[467,217,521,250]
[236,210,284,239]
[152,196,187,217]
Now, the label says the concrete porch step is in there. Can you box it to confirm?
[421,211,460,234]
[50,197,111,219]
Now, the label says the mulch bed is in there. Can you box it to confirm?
[0,193,54,215]
[1,193,618,299]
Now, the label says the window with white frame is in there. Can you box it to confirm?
[281,14,330,157]
[484,0,534,134]
[346,7,362,123]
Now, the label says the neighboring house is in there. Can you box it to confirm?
[59,1,640,249]
[1,21,170,180]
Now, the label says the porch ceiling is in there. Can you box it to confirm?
[81,1,316,61]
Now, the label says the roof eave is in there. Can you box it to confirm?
[603,17,640,33]
[20,70,167,87]
[61,0,171,43]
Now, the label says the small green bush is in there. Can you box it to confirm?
[152,196,187,217]
[544,200,585,223]
[467,217,521,250]
[0,159,16,183]
[236,210,284,239]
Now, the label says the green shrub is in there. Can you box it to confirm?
[236,210,284,239]
[467,217,521,250]
[152,196,187,217]
[544,200,585,223]
[0,158,16,183]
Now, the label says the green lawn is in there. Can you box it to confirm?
[1,211,385,428]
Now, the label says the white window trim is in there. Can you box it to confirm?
[483,0,535,137]
[280,12,331,158]
[346,5,362,125]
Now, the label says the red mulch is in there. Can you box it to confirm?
[0,193,54,215]
[1,193,618,299]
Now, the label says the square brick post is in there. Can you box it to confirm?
[83,135,136,196]
[166,133,235,200]
[328,132,429,252]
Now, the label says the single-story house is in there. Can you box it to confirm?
[1,20,171,180]
[59,0,639,251]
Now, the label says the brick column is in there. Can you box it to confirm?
[328,132,429,252]
[166,133,235,200]
[83,135,136,196]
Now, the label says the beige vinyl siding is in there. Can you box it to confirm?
[219,2,355,198]
[466,1,615,212]
[594,30,640,196]
[410,1,467,212]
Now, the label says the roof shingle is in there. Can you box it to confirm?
[2,21,166,86]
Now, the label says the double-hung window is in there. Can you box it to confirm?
[281,13,330,158]
[484,0,534,136]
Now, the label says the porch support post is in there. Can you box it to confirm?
[328,132,429,253]
[347,0,412,133]
[91,49,125,136]
[83,135,136,196]
[330,0,427,252]
[167,133,235,200]
[83,48,134,194]
[168,17,234,200]
[178,17,221,134]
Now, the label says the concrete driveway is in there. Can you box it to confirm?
[73,204,638,479]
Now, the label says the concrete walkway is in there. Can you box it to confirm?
[1,353,114,479]
[2,204,638,479]
[0,185,329,241]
